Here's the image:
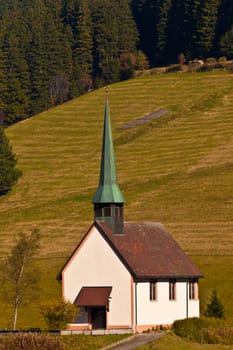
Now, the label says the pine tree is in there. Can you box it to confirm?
[155,0,172,64]
[204,289,225,319]
[131,0,160,66]
[72,0,93,95]
[117,0,138,55]
[91,0,138,84]
[182,0,198,59]
[195,0,221,58]
[91,0,119,82]
[0,126,22,194]
[216,0,233,54]
[164,0,186,63]
[0,49,7,124]
[220,25,233,58]
[1,9,30,124]
[61,0,80,30]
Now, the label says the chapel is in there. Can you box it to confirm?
[58,98,203,333]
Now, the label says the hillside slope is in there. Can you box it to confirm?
[0,70,233,327]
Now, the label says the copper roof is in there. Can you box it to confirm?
[75,287,112,306]
[92,97,125,204]
[96,220,203,279]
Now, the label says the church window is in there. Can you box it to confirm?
[189,280,198,300]
[169,280,176,300]
[150,281,157,301]
[103,206,111,216]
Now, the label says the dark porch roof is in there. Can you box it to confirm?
[75,287,112,307]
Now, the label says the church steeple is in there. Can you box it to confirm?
[93,97,125,234]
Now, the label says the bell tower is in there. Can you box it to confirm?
[93,97,125,234]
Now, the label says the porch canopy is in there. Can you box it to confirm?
[75,287,112,307]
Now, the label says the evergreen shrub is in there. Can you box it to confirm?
[0,127,22,195]
[204,289,225,319]
[173,317,208,343]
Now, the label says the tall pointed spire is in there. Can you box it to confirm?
[93,97,125,234]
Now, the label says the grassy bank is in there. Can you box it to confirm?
[136,333,233,350]
[0,70,232,329]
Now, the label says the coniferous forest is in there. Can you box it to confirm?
[0,0,233,126]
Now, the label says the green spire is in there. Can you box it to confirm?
[93,97,125,204]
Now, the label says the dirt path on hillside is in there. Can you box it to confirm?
[119,109,169,129]
[100,333,166,350]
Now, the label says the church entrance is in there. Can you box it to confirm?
[92,307,106,329]
[75,287,112,330]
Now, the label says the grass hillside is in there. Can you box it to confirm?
[0,70,233,328]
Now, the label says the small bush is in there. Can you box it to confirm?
[40,300,77,330]
[173,317,233,345]
[0,334,63,350]
[173,317,208,343]
[218,56,227,63]
[206,57,217,64]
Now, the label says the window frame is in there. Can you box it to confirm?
[149,280,157,301]
[189,279,198,300]
[169,280,176,301]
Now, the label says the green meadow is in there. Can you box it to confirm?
[0,70,233,331]
[136,333,233,350]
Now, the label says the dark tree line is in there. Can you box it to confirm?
[132,0,233,65]
[0,0,233,125]
[0,0,138,125]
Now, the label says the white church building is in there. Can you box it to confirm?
[58,98,203,333]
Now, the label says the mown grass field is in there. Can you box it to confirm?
[0,70,233,332]
[136,333,233,350]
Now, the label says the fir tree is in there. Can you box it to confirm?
[91,0,119,82]
[131,0,159,66]
[117,0,138,55]
[220,25,233,58]
[1,16,30,124]
[0,49,7,124]
[0,126,22,194]
[155,0,172,64]
[204,289,225,319]
[195,0,221,58]
[217,0,233,40]
[72,0,93,95]
[164,0,186,63]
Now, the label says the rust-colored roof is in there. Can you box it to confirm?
[96,220,203,279]
[75,287,112,306]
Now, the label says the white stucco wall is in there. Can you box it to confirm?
[135,281,200,326]
[62,226,132,327]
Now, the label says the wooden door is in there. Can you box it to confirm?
[92,307,106,329]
